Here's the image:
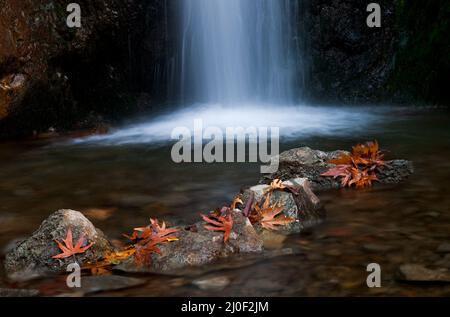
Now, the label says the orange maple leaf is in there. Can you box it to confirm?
[201,213,234,243]
[125,218,179,265]
[252,199,295,231]
[83,248,136,275]
[322,141,384,188]
[52,227,93,259]
[348,168,379,188]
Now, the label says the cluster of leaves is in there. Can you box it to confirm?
[52,179,297,271]
[321,141,385,188]
[125,219,179,266]
[52,219,179,272]
[200,179,297,243]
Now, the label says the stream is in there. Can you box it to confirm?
[0,105,449,296]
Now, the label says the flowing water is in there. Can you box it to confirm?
[0,0,449,297]
[0,106,449,296]
[177,0,301,104]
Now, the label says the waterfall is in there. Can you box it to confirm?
[177,0,301,105]
[73,1,382,146]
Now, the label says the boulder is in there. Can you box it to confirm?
[263,147,413,191]
[116,210,263,274]
[241,178,325,233]
[4,209,113,281]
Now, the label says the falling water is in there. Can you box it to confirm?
[73,0,382,145]
[178,0,301,105]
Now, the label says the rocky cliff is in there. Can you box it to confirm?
[0,0,168,138]
[0,0,448,138]
[304,0,449,104]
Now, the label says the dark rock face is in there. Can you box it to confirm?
[4,209,113,281]
[0,0,168,137]
[303,0,396,103]
[263,147,413,191]
[116,210,263,274]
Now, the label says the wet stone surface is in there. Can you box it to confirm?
[264,147,414,191]
[4,209,113,281]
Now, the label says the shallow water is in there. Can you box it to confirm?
[0,105,449,296]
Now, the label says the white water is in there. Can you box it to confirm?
[178,0,301,104]
[73,1,380,146]
[73,104,381,145]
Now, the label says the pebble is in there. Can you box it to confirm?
[397,264,450,283]
[192,276,231,291]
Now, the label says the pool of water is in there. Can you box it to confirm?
[0,105,449,296]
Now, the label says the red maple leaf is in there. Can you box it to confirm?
[52,227,93,259]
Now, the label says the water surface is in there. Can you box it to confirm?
[0,105,449,296]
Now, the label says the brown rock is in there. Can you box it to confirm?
[241,178,325,233]
[115,210,263,274]
[4,209,113,281]
[263,147,413,191]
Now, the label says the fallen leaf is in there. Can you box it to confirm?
[258,203,295,231]
[250,195,295,231]
[231,197,243,210]
[52,227,93,259]
[125,218,179,266]
[243,192,255,217]
[321,141,384,189]
[201,213,234,243]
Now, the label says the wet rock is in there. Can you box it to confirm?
[260,231,287,250]
[397,264,450,283]
[305,0,397,103]
[0,288,39,297]
[79,276,146,295]
[4,210,113,281]
[192,276,231,291]
[0,0,164,138]
[241,178,325,233]
[116,210,263,274]
[263,147,413,191]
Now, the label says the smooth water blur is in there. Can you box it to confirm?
[177,0,301,104]
[72,104,382,145]
[0,106,449,296]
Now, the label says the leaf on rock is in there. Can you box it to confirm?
[52,227,93,259]
[125,218,179,266]
[321,141,384,189]
[231,197,243,210]
[243,192,255,217]
[201,213,234,243]
[83,248,136,275]
[253,201,295,231]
